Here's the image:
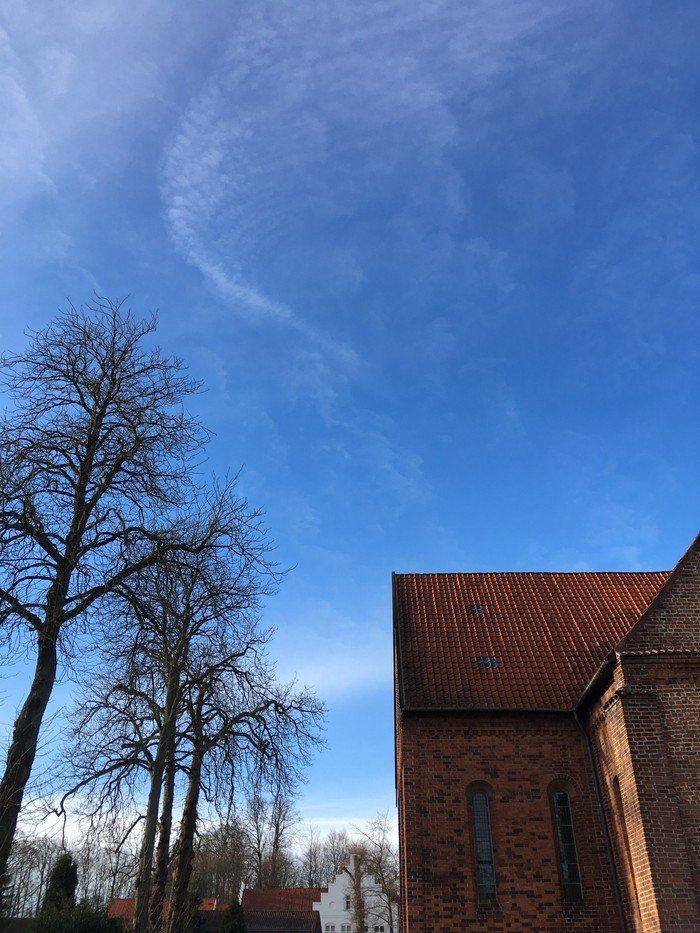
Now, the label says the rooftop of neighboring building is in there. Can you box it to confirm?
[244,907,322,932]
[107,896,228,919]
[107,897,322,933]
[242,888,326,912]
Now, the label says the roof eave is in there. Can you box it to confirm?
[575,651,617,715]
[400,704,574,714]
[392,572,407,710]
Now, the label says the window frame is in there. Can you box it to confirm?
[468,781,498,904]
[549,781,584,902]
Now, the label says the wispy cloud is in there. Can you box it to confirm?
[270,598,392,700]
[0,24,51,203]
[158,0,585,393]
[0,1,228,232]
[296,798,398,841]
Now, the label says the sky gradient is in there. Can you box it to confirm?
[1,0,699,836]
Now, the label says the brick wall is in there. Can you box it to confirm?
[395,536,700,931]
[619,534,700,654]
[584,534,700,932]
[398,711,621,932]
[587,664,660,932]
[588,656,700,932]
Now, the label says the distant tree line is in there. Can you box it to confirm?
[5,823,138,919]
[5,808,400,931]
[8,849,121,932]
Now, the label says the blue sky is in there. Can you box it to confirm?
[1,0,699,836]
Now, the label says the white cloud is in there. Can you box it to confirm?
[0,1,228,225]
[295,799,398,843]
[158,0,587,396]
[270,599,392,700]
[0,25,51,200]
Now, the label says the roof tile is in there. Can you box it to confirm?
[241,889,325,912]
[394,571,668,710]
[244,908,321,932]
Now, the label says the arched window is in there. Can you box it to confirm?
[550,786,583,900]
[469,783,496,901]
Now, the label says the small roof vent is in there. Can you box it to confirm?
[470,604,484,615]
[476,655,498,671]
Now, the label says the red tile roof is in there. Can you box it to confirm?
[107,897,227,919]
[394,571,669,711]
[241,889,325,912]
[199,899,228,911]
[244,908,322,932]
[107,899,136,919]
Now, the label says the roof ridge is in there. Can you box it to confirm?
[394,570,670,577]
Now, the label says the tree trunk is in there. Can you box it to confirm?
[166,751,202,933]
[349,855,366,933]
[132,755,167,932]
[149,743,176,933]
[132,682,179,933]
[0,629,58,898]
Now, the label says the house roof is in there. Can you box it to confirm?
[394,571,669,711]
[107,897,228,919]
[108,898,136,919]
[241,889,325,912]
[108,898,321,933]
[244,908,322,932]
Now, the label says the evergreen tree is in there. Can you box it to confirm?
[221,901,246,933]
[40,853,78,913]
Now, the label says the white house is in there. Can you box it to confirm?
[313,855,397,933]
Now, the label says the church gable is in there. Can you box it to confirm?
[618,532,700,654]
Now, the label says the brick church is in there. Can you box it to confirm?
[393,533,699,931]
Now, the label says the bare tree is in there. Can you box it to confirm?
[58,514,280,933]
[0,299,208,892]
[190,821,248,905]
[4,832,60,917]
[334,816,401,933]
[264,784,300,890]
[75,833,109,905]
[299,826,324,888]
[322,829,350,883]
[118,535,277,933]
[243,785,269,890]
[57,525,323,933]
[360,813,401,933]
[242,779,299,889]
[165,663,322,933]
[355,815,401,933]
[98,817,141,903]
[74,823,140,907]
[148,744,176,933]
[6,817,140,920]
[343,849,368,933]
